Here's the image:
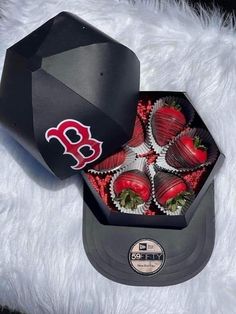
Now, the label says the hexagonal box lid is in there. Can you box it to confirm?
[0,12,140,179]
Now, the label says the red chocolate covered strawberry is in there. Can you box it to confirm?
[166,135,208,169]
[93,149,126,171]
[127,116,144,148]
[113,170,151,210]
[152,101,186,146]
[154,172,191,212]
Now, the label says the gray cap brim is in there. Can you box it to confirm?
[82,181,215,286]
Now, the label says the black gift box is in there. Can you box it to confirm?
[0,12,225,286]
[82,91,224,229]
[0,11,140,179]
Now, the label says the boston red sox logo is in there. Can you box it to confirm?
[45,119,103,170]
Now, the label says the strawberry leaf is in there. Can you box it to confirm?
[165,191,192,212]
[164,100,182,111]
[116,189,145,210]
[194,136,207,151]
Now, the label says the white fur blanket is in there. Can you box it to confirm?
[0,1,235,313]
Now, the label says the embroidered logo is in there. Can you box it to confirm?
[45,119,103,170]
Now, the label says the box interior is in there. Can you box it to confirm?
[83,91,221,229]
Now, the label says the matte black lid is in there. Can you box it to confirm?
[0,12,140,179]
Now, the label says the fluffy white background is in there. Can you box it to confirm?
[0,0,235,313]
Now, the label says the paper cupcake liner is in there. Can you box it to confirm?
[125,142,150,156]
[157,128,219,173]
[88,147,136,174]
[126,116,150,155]
[147,96,195,154]
[147,167,195,216]
[109,158,152,215]
[126,141,150,156]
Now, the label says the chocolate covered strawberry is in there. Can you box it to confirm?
[152,101,186,146]
[127,116,144,148]
[154,172,191,212]
[113,170,151,210]
[166,135,208,169]
[93,149,126,171]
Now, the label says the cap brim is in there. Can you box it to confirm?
[82,181,215,286]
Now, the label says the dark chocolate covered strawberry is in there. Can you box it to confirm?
[127,116,144,148]
[166,135,208,169]
[93,149,126,171]
[154,172,191,212]
[152,101,186,146]
[113,170,151,210]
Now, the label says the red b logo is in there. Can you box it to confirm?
[45,119,103,170]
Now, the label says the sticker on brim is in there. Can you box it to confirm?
[129,239,165,275]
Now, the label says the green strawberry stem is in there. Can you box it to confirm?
[115,189,144,210]
[164,100,182,111]
[165,191,192,212]
[194,136,207,150]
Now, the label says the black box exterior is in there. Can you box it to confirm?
[0,12,140,179]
